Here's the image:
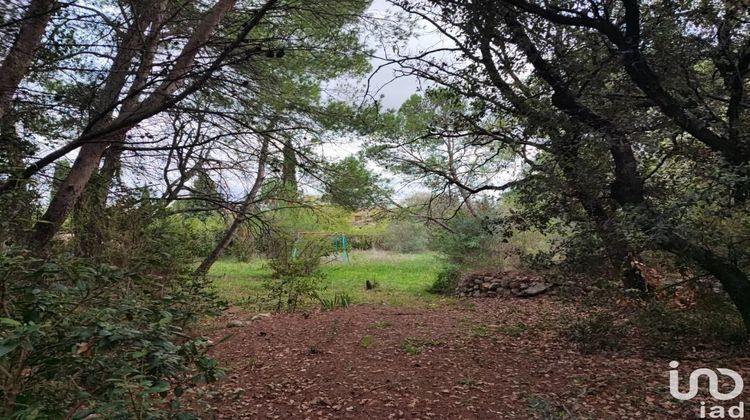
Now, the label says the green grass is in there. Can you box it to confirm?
[209,250,448,308]
[359,335,375,348]
[400,336,443,354]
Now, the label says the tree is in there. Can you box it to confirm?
[3,0,279,253]
[385,0,750,328]
[322,156,384,211]
[0,0,56,121]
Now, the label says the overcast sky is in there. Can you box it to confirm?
[323,0,452,111]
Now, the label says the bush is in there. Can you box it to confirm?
[635,297,746,356]
[428,210,552,272]
[87,194,226,272]
[0,249,223,418]
[377,220,429,253]
[429,215,490,265]
[428,265,461,295]
[264,234,328,312]
[228,224,256,262]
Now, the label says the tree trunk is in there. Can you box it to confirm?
[590,212,647,291]
[194,138,269,277]
[0,0,277,194]
[72,166,111,257]
[0,0,56,121]
[281,136,297,193]
[552,134,649,291]
[73,0,164,256]
[27,140,110,252]
[662,233,750,332]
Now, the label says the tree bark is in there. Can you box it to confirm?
[27,140,110,252]
[502,0,748,164]
[476,0,750,330]
[281,136,298,193]
[0,0,56,121]
[194,138,269,277]
[551,135,649,291]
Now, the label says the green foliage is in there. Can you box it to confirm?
[459,320,492,338]
[264,272,325,313]
[527,395,577,419]
[264,234,328,312]
[322,156,385,211]
[429,215,493,266]
[0,249,223,418]
[49,159,71,199]
[316,292,352,310]
[427,204,553,272]
[210,251,446,308]
[377,220,429,253]
[266,204,353,235]
[428,265,461,295]
[497,323,529,337]
[635,297,746,356]
[369,320,391,329]
[359,335,375,348]
[228,224,256,262]
[400,336,443,355]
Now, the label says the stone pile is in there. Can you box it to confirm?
[456,271,555,298]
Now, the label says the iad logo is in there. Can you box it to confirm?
[669,361,745,418]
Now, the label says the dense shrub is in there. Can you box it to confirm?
[265,234,328,312]
[377,220,429,253]
[429,213,549,271]
[428,265,461,295]
[635,296,746,356]
[0,249,223,418]
[227,224,256,262]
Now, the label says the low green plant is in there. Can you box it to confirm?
[264,272,326,312]
[459,319,492,337]
[635,296,746,356]
[264,234,328,312]
[428,265,461,295]
[459,373,478,387]
[359,335,375,348]
[317,292,352,310]
[527,395,576,419]
[400,336,443,354]
[0,249,222,418]
[497,322,528,337]
[369,320,392,329]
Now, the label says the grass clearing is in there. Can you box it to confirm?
[209,250,449,308]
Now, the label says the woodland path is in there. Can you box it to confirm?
[193,297,749,419]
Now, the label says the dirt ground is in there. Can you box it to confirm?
[190,297,750,419]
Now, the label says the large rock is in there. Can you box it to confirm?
[513,281,554,297]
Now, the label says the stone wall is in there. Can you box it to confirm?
[456,271,554,298]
